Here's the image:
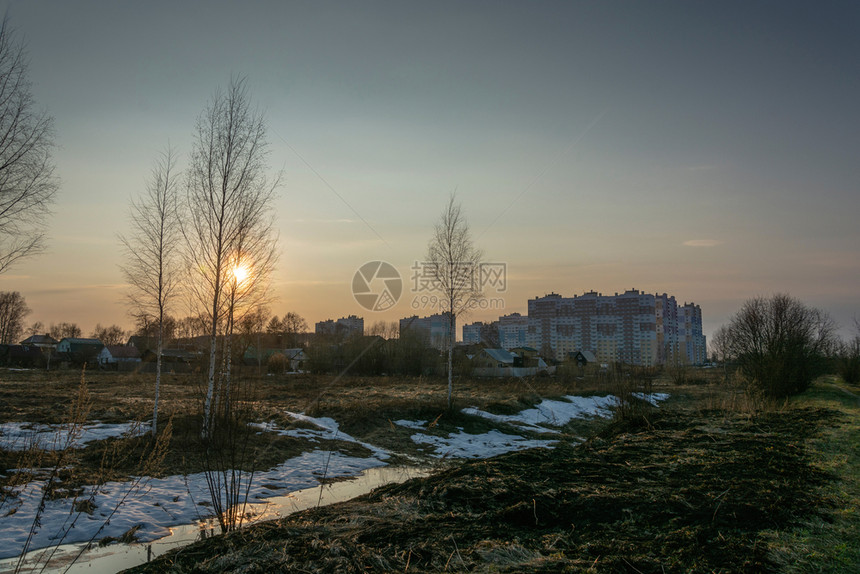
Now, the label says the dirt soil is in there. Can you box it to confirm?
[128,406,837,573]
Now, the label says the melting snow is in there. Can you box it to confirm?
[0,393,670,560]
[0,450,385,560]
[0,421,151,452]
[410,429,557,459]
[250,412,390,460]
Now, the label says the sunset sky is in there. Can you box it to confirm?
[1,1,858,341]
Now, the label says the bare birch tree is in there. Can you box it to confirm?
[426,194,483,409]
[119,147,181,436]
[0,14,58,274]
[183,76,278,437]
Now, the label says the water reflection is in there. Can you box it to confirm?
[1,465,431,574]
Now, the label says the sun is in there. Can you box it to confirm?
[231,263,250,284]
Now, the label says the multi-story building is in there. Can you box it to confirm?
[462,320,501,347]
[315,315,364,337]
[498,313,529,350]
[400,313,454,350]
[526,289,706,365]
[462,313,529,350]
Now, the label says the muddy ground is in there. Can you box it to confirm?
[128,406,837,573]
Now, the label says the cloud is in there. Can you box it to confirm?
[683,239,722,248]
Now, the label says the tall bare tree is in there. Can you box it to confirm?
[120,147,181,436]
[426,194,483,409]
[0,290,29,343]
[0,14,58,274]
[183,76,278,437]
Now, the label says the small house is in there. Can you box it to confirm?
[283,348,308,371]
[56,338,104,366]
[19,334,58,350]
[98,345,141,369]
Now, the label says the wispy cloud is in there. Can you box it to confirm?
[683,239,722,248]
[29,283,127,296]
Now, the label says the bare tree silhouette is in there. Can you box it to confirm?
[183,75,279,436]
[0,14,58,274]
[426,194,483,409]
[119,147,182,435]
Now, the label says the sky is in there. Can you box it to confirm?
[1,0,858,342]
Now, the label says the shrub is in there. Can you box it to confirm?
[722,294,837,398]
[267,352,288,374]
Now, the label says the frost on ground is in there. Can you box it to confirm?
[0,421,151,451]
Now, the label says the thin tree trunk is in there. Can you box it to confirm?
[447,311,454,410]
[153,317,162,437]
[203,256,222,438]
[203,325,217,437]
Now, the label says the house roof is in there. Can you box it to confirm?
[483,348,515,364]
[127,335,156,348]
[20,334,58,346]
[572,350,597,363]
[161,349,197,361]
[60,338,103,346]
[103,345,141,359]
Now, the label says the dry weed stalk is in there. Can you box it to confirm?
[5,369,173,574]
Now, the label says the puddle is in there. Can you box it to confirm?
[0,465,431,574]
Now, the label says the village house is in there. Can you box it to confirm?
[98,345,142,370]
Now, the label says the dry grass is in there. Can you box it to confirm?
[129,402,838,573]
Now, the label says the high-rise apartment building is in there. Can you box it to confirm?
[526,289,706,365]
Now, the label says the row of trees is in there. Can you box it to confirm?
[0,291,134,346]
[305,330,446,377]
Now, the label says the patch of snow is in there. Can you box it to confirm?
[631,392,670,406]
[250,412,390,461]
[0,421,151,452]
[0,450,385,560]
[410,429,556,459]
[393,419,427,430]
[462,395,618,432]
